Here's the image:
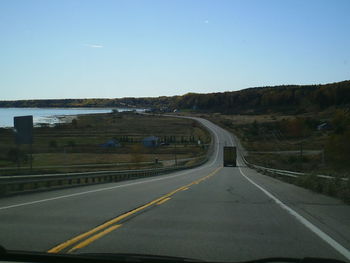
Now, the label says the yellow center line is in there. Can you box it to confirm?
[48,166,222,253]
[47,222,112,253]
[48,194,172,253]
[68,224,122,253]
[156,197,171,205]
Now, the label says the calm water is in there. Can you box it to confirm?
[0,108,142,127]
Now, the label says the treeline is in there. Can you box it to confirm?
[325,109,350,169]
[0,96,177,110]
[1,80,349,114]
[176,80,350,114]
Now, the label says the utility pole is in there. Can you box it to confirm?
[174,142,177,167]
[29,143,33,171]
[16,144,20,170]
[322,148,325,165]
[300,142,303,171]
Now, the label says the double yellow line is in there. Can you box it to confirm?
[48,167,222,253]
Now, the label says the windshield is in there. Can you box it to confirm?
[0,1,349,262]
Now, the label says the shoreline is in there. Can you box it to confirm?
[0,108,146,128]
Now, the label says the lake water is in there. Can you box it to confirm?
[0,108,142,127]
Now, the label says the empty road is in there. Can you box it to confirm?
[0,117,349,262]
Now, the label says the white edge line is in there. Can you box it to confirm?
[0,118,221,211]
[227,134,350,260]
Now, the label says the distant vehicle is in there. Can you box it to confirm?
[160,142,170,146]
[223,146,237,167]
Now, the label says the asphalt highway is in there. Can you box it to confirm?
[0,117,349,262]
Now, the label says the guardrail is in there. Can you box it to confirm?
[0,156,209,196]
[240,154,348,181]
[228,126,348,182]
[0,156,206,172]
[0,115,215,196]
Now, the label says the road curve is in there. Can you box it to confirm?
[0,117,349,262]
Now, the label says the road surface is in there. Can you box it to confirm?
[0,117,349,262]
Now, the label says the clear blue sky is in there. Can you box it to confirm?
[1,0,349,100]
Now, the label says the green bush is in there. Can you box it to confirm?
[66,140,76,147]
[49,140,58,148]
[337,178,350,203]
[6,148,28,164]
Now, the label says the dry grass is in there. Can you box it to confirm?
[0,112,210,174]
[200,112,338,174]
[32,152,191,166]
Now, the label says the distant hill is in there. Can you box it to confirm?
[0,96,177,110]
[1,80,349,114]
[175,80,350,114]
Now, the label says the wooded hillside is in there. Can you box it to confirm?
[176,80,350,114]
[1,80,349,114]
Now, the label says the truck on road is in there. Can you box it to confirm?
[223,146,237,167]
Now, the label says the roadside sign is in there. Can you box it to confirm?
[14,115,33,144]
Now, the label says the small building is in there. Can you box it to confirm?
[142,136,159,147]
[100,139,121,148]
[317,122,332,131]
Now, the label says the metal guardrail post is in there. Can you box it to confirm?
[241,151,347,181]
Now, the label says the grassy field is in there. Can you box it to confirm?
[0,112,210,175]
[178,109,349,172]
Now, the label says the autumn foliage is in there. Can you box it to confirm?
[0,80,349,115]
